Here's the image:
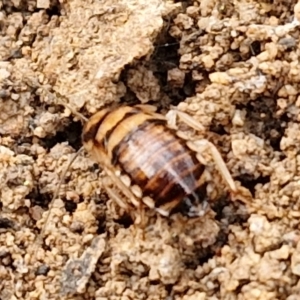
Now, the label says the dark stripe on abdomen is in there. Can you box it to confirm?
[113,119,205,209]
[82,110,111,144]
[116,122,183,188]
[103,108,141,153]
[111,118,167,166]
[145,150,205,207]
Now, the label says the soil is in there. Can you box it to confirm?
[1,0,300,299]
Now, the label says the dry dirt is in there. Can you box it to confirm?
[1,0,300,299]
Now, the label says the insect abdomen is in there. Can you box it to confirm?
[117,121,205,214]
[110,108,206,213]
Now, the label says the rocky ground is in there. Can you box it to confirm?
[1,0,300,299]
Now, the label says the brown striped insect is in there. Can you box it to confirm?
[81,104,236,220]
[38,103,237,241]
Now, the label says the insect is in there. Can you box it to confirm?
[37,102,237,244]
[81,104,236,221]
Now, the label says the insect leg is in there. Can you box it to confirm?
[188,139,236,192]
[102,178,130,210]
[104,174,147,235]
[137,205,146,240]
[104,168,141,209]
[167,107,236,192]
[166,107,206,132]
[134,104,158,113]
[91,148,142,209]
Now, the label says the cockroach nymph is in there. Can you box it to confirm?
[38,103,237,241]
[82,104,236,218]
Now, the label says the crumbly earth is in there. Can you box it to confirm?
[1,0,300,299]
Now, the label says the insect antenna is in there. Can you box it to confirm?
[33,90,89,249]
[35,147,85,247]
[55,97,89,123]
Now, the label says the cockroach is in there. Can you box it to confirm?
[38,103,237,241]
